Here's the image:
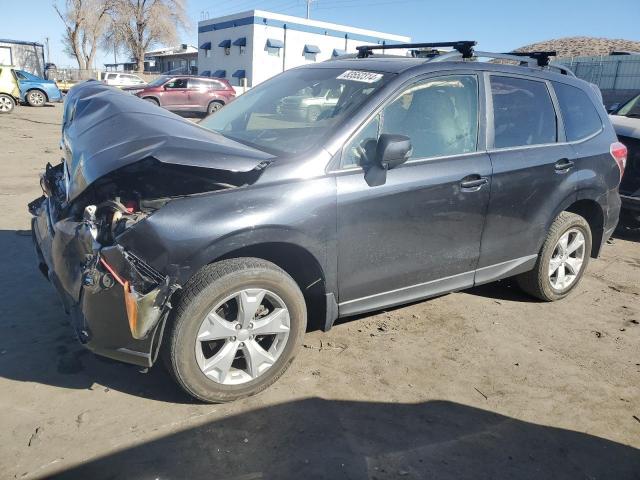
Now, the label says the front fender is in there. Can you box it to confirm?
[116,176,338,292]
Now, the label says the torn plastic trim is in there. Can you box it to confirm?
[98,246,180,340]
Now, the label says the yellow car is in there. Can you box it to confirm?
[0,65,20,113]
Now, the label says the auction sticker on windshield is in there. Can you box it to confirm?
[337,70,384,83]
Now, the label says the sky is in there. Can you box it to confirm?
[3,0,639,68]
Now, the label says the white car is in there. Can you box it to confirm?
[278,85,343,122]
[610,93,640,231]
[102,72,146,88]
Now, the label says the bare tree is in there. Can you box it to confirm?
[54,0,114,70]
[111,0,189,73]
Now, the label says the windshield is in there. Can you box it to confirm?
[617,93,640,117]
[148,76,170,87]
[199,67,392,156]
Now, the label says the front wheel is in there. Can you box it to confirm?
[163,258,307,403]
[26,90,47,107]
[0,94,14,113]
[517,211,592,301]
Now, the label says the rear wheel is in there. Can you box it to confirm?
[163,258,307,403]
[26,89,46,107]
[0,94,14,113]
[143,97,159,106]
[207,100,224,115]
[517,211,592,301]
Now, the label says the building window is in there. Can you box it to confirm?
[205,50,211,58]
[303,45,320,62]
[266,38,284,57]
[240,45,246,55]
[224,47,230,56]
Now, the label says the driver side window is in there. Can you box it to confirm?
[342,115,380,168]
[166,78,188,89]
[340,75,479,168]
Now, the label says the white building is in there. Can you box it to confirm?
[197,10,410,87]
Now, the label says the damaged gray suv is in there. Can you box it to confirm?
[30,42,624,402]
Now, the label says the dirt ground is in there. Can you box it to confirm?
[0,104,639,480]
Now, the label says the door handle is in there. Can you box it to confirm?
[554,158,574,172]
[460,175,488,190]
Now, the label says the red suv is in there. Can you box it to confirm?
[136,75,235,114]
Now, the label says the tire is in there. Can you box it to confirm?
[0,94,14,113]
[207,100,224,115]
[26,89,47,107]
[163,258,307,403]
[516,211,592,301]
[143,97,159,106]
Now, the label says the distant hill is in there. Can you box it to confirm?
[515,37,640,58]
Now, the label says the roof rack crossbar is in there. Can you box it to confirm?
[502,51,557,67]
[472,51,576,76]
[356,41,476,59]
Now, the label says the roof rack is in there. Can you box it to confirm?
[427,49,576,76]
[356,41,476,59]
[501,51,557,67]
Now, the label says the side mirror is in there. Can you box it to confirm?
[364,134,412,187]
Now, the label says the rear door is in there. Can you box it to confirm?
[162,77,189,109]
[476,73,576,282]
[187,78,209,111]
[335,73,492,314]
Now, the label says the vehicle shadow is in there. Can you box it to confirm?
[0,230,192,404]
[463,279,541,303]
[0,229,547,402]
[45,398,640,479]
[614,226,640,243]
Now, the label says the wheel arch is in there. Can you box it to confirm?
[141,95,160,104]
[565,199,605,258]
[26,87,49,102]
[211,242,329,332]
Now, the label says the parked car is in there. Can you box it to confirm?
[30,43,624,403]
[0,65,20,113]
[102,72,146,88]
[610,93,640,231]
[278,85,343,121]
[14,69,63,107]
[135,75,236,114]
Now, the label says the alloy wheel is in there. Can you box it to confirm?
[548,228,586,290]
[0,96,12,112]
[29,91,45,106]
[195,288,291,385]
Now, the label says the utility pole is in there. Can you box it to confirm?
[306,0,313,19]
[45,37,50,64]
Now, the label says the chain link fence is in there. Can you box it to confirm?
[556,55,640,108]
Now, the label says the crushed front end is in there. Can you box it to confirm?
[29,162,180,367]
[29,81,272,367]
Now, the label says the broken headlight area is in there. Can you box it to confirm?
[31,157,262,341]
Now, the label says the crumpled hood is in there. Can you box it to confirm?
[61,81,274,202]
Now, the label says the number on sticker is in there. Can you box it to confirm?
[337,70,384,83]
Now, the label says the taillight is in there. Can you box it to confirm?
[610,142,627,182]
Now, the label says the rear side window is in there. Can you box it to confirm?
[552,81,603,141]
[491,76,557,148]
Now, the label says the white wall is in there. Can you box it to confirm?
[197,10,410,88]
[197,23,253,86]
